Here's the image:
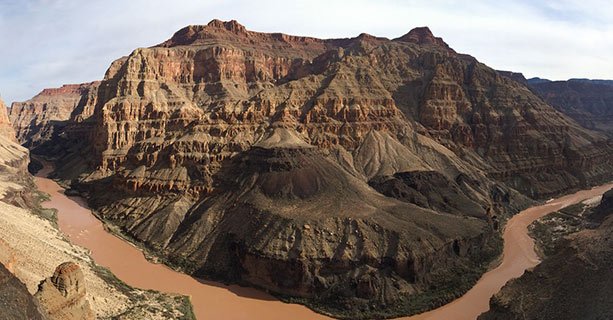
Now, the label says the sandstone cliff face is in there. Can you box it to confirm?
[34,262,95,320]
[0,97,17,143]
[529,79,613,136]
[24,20,612,318]
[0,120,29,176]
[9,82,99,149]
[82,21,612,200]
[0,262,47,320]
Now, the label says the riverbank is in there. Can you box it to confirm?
[35,156,613,320]
[0,158,193,319]
[402,183,613,320]
[35,159,330,320]
[480,189,613,320]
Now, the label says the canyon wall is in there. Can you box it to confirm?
[528,78,613,136]
[9,82,100,149]
[0,91,196,318]
[13,20,613,318]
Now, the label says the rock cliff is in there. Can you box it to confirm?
[0,262,47,320]
[0,96,29,175]
[78,20,612,199]
[17,20,613,318]
[0,93,195,319]
[528,79,613,136]
[34,262,95,320]
[9,82,100,149]
[0,97,17,143]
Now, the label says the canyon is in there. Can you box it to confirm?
[5,20,613,319]
[0,96,194,319]
[480,188,613,320]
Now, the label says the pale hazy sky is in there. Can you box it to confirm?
[1,0,612,103]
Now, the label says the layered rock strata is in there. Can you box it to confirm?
[14,20,613,318]
[8,82,100,149]
[34,262,95,320]
[0,94,194,319]
[529,79,613,136]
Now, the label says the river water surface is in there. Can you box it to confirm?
[34,161,612,320]
[405,182,613,320]
[35,162,329,320]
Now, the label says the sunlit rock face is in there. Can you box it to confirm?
[16,20,613,319]
[34,262,95,320]
[0,97,17,142]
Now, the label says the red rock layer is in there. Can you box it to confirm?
[19,20,613,319]
[80,21,612,199]
[9,82,100,148]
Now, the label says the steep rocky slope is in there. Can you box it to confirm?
[16,20,613,318]
[8,82,100,149]
[528,79,613,136]
[479,189,613,320]
[0,262,47,320]
[0,97,194,319]
[0,114,45,320]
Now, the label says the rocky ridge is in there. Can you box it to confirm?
[529,79,613,136]
[8,82,100,149]
[13,20,613,318]
[0,97,16,143]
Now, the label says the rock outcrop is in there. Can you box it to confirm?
[0,262,47,320]
[0,96,29,175]
[0,97,17,143]
[496,70,527,84]
[589,188,613,222]
[528,78,613,136]
[16,20,613,318]
[479,189,613,320]
[34,262,95,320]
[8,82,100,149]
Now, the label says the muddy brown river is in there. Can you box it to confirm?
[34,162,329,320]
[34,161,612,320]
[404,182,613,320]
